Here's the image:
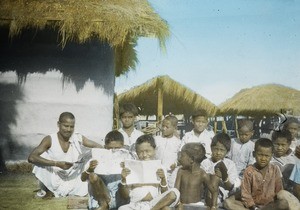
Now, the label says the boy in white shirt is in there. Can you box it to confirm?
[155,115,181,187]
[227,119,255,179]
[181,109,214,157]
[118,103,144,151]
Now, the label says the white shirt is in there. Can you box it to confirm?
[227,138,255,178]
[180,129,214,156]
[201,157,241,201]
[155,135,181,170]
[119,128,144,147]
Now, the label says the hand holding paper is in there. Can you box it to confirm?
[124,159,162,185]
[92,148,132,175]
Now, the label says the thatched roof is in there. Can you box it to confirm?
[0,0,169,76]
[118,75,218,116]
[219,84,300,116]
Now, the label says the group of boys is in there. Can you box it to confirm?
[28,105,300,210]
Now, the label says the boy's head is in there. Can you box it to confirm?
[180,143,206,168]
[104,130,124,149]
[135,134,156,161]
[119,103,139,129]
[191,109,209,134]
[237,119,254,144]
[253,138,273,169]
[211,133,231,162]
[161,115,178,138]
[57,112,75,139]
[272,130,292,157]
[283,117,299,140]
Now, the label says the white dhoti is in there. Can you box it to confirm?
[32,133,90,197]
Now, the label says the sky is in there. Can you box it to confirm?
[115,0,300,105]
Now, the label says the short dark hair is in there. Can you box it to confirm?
[105,130,124,145]
[59,112,75,122]
[181,143,206,164]
[211,132,231,152]
[238,119,254,131]
[255,138,274,152]
[271,130,293,144]
[163,115,178,127]
[283,117,300,130]
[119,103,139,117]
[135,134,156,150]
[191,109,208,120]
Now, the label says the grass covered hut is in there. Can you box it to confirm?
[118,75,218,122]
[0,0,169,163]
[219,84,300,117]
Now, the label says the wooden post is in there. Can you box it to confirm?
[222,116,227,133]
[214,116,217,133]
[235,115,239,139]
[157,78,163,123]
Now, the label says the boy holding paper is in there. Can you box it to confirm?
[119,134,180,210]
[81,130,133,210]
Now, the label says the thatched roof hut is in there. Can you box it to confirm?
[118,75,218,120]
[219,84,300,116]
[0,0,169,76]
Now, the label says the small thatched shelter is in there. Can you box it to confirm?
[118,75,218,121]
[0,0,169,162]
[219,84,300,117]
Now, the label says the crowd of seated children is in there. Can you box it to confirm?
[32,108,300,210]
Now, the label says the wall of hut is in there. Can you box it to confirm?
[0,28,115,161]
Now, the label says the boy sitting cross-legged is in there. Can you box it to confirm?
[175,143,218,210]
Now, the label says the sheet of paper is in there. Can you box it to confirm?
[124,159,162,185]
[92,148,131,175]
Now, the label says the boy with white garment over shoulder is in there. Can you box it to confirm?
[180,109,214,157]
[28,112,102,198]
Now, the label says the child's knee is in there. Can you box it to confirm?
[223,197,233,209]
[166,191,177,202]
[278,199,289,210]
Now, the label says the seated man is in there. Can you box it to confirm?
[28,112,102,198]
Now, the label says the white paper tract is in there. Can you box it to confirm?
[124,159,162,185]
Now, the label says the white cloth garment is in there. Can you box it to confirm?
[32,133,89,197]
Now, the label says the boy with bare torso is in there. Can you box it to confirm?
[175,143,218,210]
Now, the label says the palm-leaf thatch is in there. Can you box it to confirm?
[0,0,169,76]
[219,84,300,116]
[118,75,218,117]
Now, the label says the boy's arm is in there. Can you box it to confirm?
[118,167,131,200]
[174,168,182,190]
[241,168,256,208]
[82,136,103,148]
[203,172,218,208]
[157,168,168,193]
[81,160,98,181]
[274,166,284,193]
